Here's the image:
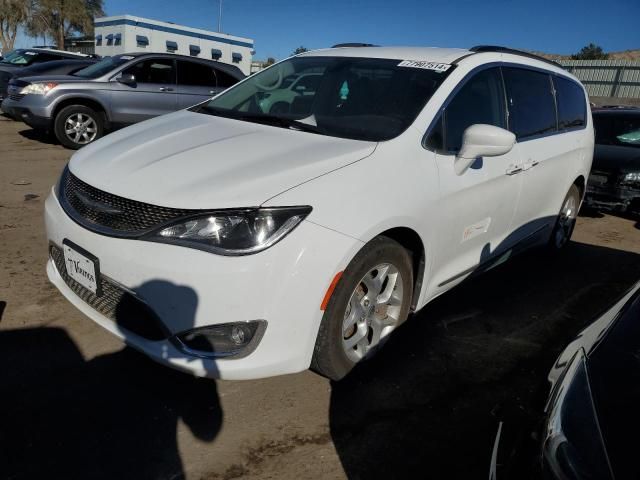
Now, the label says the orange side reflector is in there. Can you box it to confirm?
[320,271,343,311]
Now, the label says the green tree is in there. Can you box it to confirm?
[28,0,104,49]
[0,0,30,52]
[291,46,308,56]
[571,43,609,60]
[264,57,276,66]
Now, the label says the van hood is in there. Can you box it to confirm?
[69,110,377,209]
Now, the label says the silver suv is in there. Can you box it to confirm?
[0,52,244,149]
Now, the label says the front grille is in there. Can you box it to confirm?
[8,93,24,101]
[50,244,167,341]
[61,169,199,235]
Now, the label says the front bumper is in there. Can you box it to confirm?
[45,189,361,379]
[1,94,54,129]
[585,171,640,212]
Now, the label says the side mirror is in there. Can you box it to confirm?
[455,124,516,175]
[117,73,136,86]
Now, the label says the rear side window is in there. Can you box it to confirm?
[442,67,506,152]
[503,67,556,139]
[125,59,176,84]
[554,76,587,130]
[177,60,216,87]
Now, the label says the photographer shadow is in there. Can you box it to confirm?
[0,280,222,480]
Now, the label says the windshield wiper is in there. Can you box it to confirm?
[200,106,324,135]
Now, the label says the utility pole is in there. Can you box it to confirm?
[218,0,223,32]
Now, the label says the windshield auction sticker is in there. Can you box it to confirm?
[398,60,452,72]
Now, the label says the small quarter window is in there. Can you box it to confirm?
[425,115,444,151]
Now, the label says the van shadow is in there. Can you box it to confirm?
[329,240,640,479]
[0,280,222,480]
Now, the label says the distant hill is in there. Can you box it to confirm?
[533,49,640,61]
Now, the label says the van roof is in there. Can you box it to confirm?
[300,45,568,75]
[300,46,470,65]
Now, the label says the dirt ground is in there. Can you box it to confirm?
[1,115,639,480]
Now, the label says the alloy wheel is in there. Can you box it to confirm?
[64,113,98,145]
[342,263,404,362]
[554,194,578,249]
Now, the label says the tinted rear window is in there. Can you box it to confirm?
[554,76,587,130]
[177,60,216,87]
[503,67,557,139]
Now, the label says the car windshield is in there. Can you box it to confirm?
[594,114,640,148]
[196,56,453,141]
[73,55,130,78]
[0,49,40,66]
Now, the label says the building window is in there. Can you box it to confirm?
[189,45,201,57]
[114,33,122,46]
[106,33,114,46]
[95,34,102,46]
[136,35,149,47]
[232,52,242,63]
[211,48,222,60]
[166,40,178,53]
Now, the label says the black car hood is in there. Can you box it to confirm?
[13,74,79,83]
[0,64,23,72]
[592,144,640,172]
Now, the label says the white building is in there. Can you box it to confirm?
[94,15,254,75]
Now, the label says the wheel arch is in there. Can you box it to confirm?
[52,96,110,127]
[573,174,586,200]
[378,226,426,312]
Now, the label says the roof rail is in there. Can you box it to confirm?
[470,45,561,68]
[331,43,378,48]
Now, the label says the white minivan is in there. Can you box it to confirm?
[45,45,593,380]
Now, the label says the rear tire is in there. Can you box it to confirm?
[54,105,104,149]
[548,184,581,251]
[311,236,413,380]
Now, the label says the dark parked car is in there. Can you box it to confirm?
[0,59,97,103]
[491,281,640,479]
[0,48,91,101]
[0,52,244,149]
[585,108,640,213]
[541,281,640,479]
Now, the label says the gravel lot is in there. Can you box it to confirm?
[1,115,639,479]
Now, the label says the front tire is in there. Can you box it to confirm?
[311,236,413,380]
[54,105,104,149]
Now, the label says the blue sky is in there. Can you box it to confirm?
[15,0,640,59]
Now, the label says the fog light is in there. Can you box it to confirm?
[175,320,266,359]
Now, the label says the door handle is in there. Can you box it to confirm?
[506,165,523,175]
[523,159,539,171]
[159,87,174,92]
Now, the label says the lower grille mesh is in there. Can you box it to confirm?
[50,244,167,341]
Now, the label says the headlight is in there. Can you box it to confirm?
[622,172,640,184]
[144,206,312,255]
[19,82,58,95]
